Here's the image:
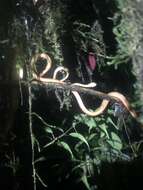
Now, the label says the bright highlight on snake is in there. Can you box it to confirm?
[30,53,137,118]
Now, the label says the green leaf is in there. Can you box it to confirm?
[99,124,109,139]
[107,117,118,130]
[88,133,97,141]
[69,132,90,150]
[34,156,46,163]
[100,131,106,138]
[86,118,97,129]
[45,127,53,134]
[107,132,122,150]
[80,174,90,190]
[74,114,96,131]
[58,141,74,159]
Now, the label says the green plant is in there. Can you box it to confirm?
[107,0,141,69]
[72,21,106,69]
[33,106,138,189]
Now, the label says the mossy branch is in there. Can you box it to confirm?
[31,81,119,102]
[0,80,125,104]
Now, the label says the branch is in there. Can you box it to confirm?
[0,79,126,103]
[30,80,137,118]
[0,80,136,118]
[30,80,120,103]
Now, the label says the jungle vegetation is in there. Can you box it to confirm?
[0,0,143,190]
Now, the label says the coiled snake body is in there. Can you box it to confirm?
[31,53,137,118]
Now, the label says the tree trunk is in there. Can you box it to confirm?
[0,1,18,148]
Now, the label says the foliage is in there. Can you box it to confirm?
[108,0,143,122]
[2,0,143,190]
[72,20,106,69]
[41,0,68,65]
[33,108,139,189]
[107,0,141,69]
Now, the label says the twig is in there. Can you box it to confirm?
[43,126,73,148]
[36,172,47,188]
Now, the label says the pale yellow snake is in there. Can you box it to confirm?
[30,53,68,84]
[72,90,137,118]
[31,53,137,118]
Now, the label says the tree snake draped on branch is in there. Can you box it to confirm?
[30,53,137,119]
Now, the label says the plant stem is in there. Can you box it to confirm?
[27,69,36,190]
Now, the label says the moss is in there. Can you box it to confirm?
[107,0,141,69]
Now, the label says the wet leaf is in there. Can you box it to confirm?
[107,132,122,150]
[58,141,74,159]
[69,132,90,150]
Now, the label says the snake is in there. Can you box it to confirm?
[31,53,137,118]
[30,53,68,84]
[72,90,137,118]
